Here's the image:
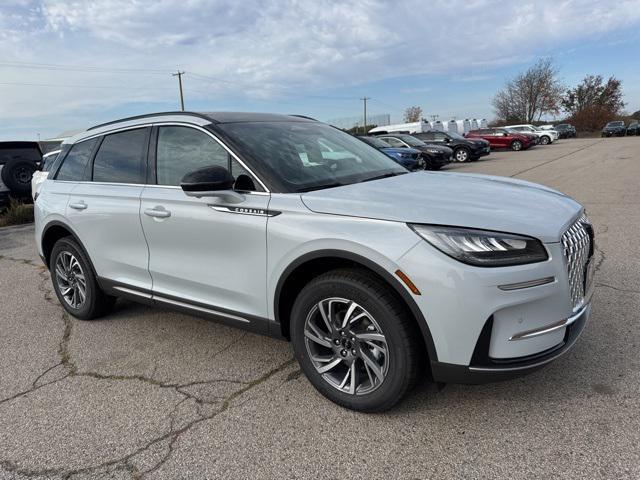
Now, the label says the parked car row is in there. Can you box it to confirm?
[602,120,640,137]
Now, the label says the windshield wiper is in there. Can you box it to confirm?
[362,171,408,183]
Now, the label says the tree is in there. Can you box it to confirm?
[403,106,423,123]
[630,109,640,120]
[562,75,625,131]
[492,58,564,124]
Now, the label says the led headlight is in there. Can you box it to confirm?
[408,224,548,267]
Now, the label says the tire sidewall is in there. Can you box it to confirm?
[50,238,96,318]
[290,275,413,411]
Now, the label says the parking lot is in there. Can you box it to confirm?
[1,137,639,479]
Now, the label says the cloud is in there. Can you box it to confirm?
[2,0,640,137]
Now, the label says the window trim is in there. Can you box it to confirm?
[150,122,269,193]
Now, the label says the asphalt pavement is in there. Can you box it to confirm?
[0,137,638,479]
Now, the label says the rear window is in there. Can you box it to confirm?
[92,128,148,184]
[56,139,98,181]
[0,143,41,165]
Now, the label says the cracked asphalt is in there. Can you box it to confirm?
[1,137,639,479]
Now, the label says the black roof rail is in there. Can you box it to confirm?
[87,111,215,131]
[289,114,319,121]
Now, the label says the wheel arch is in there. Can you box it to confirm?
[274,249,438,363]
[41,220,89,270]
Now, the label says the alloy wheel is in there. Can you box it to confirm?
[304,297,389,395]
[55,251,87,309]
[454,149,469,162]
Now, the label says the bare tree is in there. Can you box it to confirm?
[562,75,625,131]
[403,106,423,123]
[492,59,564,124]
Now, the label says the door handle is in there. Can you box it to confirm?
[69,202,87,210]
[144,207,171,219]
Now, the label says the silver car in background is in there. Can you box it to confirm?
[34,112,595,411]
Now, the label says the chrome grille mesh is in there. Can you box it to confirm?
[562,214,592,310]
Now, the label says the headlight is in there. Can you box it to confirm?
[425,148,441,154]
[398,152,412,158]
[408,224,548,267]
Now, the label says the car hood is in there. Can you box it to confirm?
[301,172,582,243]
[381,147,421,155]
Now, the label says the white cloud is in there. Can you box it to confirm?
[1,0,640,138]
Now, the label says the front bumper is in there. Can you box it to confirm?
[431,303,590,383]
[471,145,491,158]
[426,152,453,165]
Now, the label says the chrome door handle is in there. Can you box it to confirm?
[144,207,171,219]
[69,202,87,210]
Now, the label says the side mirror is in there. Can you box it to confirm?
[180,165,245,203]
[503,133,509,137]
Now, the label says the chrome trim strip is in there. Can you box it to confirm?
[153,295,251,323]
[113,286,153,299]
[209,205,280,217]
[508,304,587,341]
[498,276,555,291]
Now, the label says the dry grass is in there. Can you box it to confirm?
[0,199,34,227]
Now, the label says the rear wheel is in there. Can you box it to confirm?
[1,158,36,194]
[50,237,115,320]
[510,140,523,151]
[453,147,470,163]
[290,268,423,412]
[540,136,550,145]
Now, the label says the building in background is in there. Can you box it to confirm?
[327,113,391,132]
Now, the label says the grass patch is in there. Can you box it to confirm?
[0,199,34,227]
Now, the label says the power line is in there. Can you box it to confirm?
[0,81,175,90]
[0,60,171,75]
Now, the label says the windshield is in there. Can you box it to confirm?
[358,136,392,149]
[448,131,466,140]
[218,121,407,192]
[607,121,624,127]
[395,135,426,147]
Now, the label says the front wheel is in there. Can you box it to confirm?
[540,136,550,145]
[511,140,523,151]
[290,269,423,412]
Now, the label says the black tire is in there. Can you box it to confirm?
[539,135,550,145]
[50,237,115,320]
[290,268,423,412]
[430,164,443,171]
[453,147,470,163]
[510,140,523,151]
[1,158,36,194]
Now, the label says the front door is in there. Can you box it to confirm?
[140,125,270,326]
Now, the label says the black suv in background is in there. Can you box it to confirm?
[413,130,490,163]
[626,122,639,136]
[374,133,453,170]
[554,124,577,138]
[0,141,42,207]
[601,121,626,137]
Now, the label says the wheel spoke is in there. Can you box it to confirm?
[317,301,334,333]
[360,348,384,383]
[55,266,68,282]
[355,332,386,343]
[304,328,332,349]
[348,361,357,394]
[317,357,342,374]
[341,301,358,329]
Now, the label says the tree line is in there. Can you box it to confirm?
[492,58,633,131]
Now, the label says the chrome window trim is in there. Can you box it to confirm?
[152,122,269,193]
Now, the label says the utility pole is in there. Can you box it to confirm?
[361,97,370,134]
[172,71,185,111]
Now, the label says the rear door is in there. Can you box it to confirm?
[139,124,270,325]
[66,128,152,291]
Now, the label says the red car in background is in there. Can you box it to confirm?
[465,128,535,151]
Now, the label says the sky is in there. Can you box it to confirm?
[1,0,640,141]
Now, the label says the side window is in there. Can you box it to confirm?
[156,126,229,186]
[383,137,404,148]
[421,132,435,140]
[93,128,148,183]
[434,132,447,141]
[55,138,98,181]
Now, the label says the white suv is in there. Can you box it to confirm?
[504,124,559,145]
[35,112,595,411]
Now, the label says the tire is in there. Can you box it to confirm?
[430,164,443,171]
[539,136,550,145]
[453,147,470,163]
[1,158,36,194]
[50,237,115,320]
[290,268,423,412]
[510,140,523,151]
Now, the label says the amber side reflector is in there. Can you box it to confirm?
[395,270,421,295]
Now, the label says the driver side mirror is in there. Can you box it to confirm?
[180,165,245,203]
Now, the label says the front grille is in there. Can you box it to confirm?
[562,214,593,310]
